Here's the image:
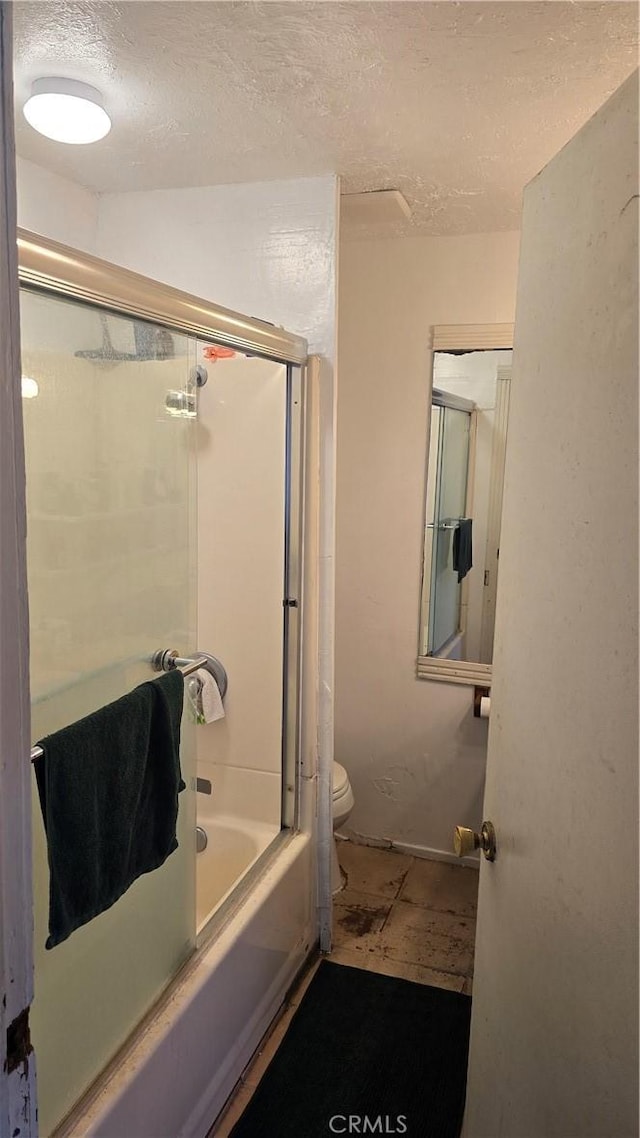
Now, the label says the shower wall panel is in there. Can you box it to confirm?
[196,353,287,830]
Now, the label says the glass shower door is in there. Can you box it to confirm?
[427,406,471,655]
[21,289,198,1136]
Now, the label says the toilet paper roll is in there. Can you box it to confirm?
[480,696,491,719]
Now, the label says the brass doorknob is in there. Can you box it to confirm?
[454,821,496,862]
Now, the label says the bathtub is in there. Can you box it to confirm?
[56,749,312,1136]
[61,829,315,1138]
[196,808,281,931]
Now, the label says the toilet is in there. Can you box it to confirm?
[332,761,355,892]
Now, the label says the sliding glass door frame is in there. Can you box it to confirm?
[17,230,309,1125]
[281,363,304,831]
[17,235,308,843]
[18,229,307,365]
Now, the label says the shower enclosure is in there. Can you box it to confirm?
[421,391,473,658]
[18,232,306,1136]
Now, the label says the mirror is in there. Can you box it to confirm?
[419,345,512,677]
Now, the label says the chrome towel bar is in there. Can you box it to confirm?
[30,652,215,763]
[151,650,209,677]
[152,648,228,701]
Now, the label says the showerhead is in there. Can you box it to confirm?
[75,314,178,364]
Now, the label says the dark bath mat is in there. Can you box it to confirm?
[229,959,472,1138]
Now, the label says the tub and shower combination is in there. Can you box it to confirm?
[20,232,316,1138]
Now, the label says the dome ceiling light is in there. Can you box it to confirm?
[23,78,111,145]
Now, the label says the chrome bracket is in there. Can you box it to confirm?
[151,648,228,701]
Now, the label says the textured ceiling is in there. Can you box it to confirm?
[12,1,639,235]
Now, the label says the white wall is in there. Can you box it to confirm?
[96,178,337,358]
[435,349,511,408]
[17,156,98,251]
[196,353,287,829]
[15,161,336,356]
[16,158,101,356]
[336,230,520,858]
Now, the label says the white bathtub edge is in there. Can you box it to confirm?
[61,832,315,1138]
[181,932,312,1138]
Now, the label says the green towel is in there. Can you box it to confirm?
[35,669,185,949]
[452,517,473,583]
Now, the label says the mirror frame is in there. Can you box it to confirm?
[417,322,514,687]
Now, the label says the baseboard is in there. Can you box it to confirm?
[345,829,479,870]
[391,840,480,870]
[344,829,394,851]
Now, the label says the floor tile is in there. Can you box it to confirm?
[399,858,479,917]
[463,976,473,996]
[332,888,393,955]
[381,901,476,975]
[337,842,412,899]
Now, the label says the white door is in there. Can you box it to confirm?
[465,70,638,1138]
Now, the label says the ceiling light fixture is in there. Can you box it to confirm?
[23,78,111,145]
